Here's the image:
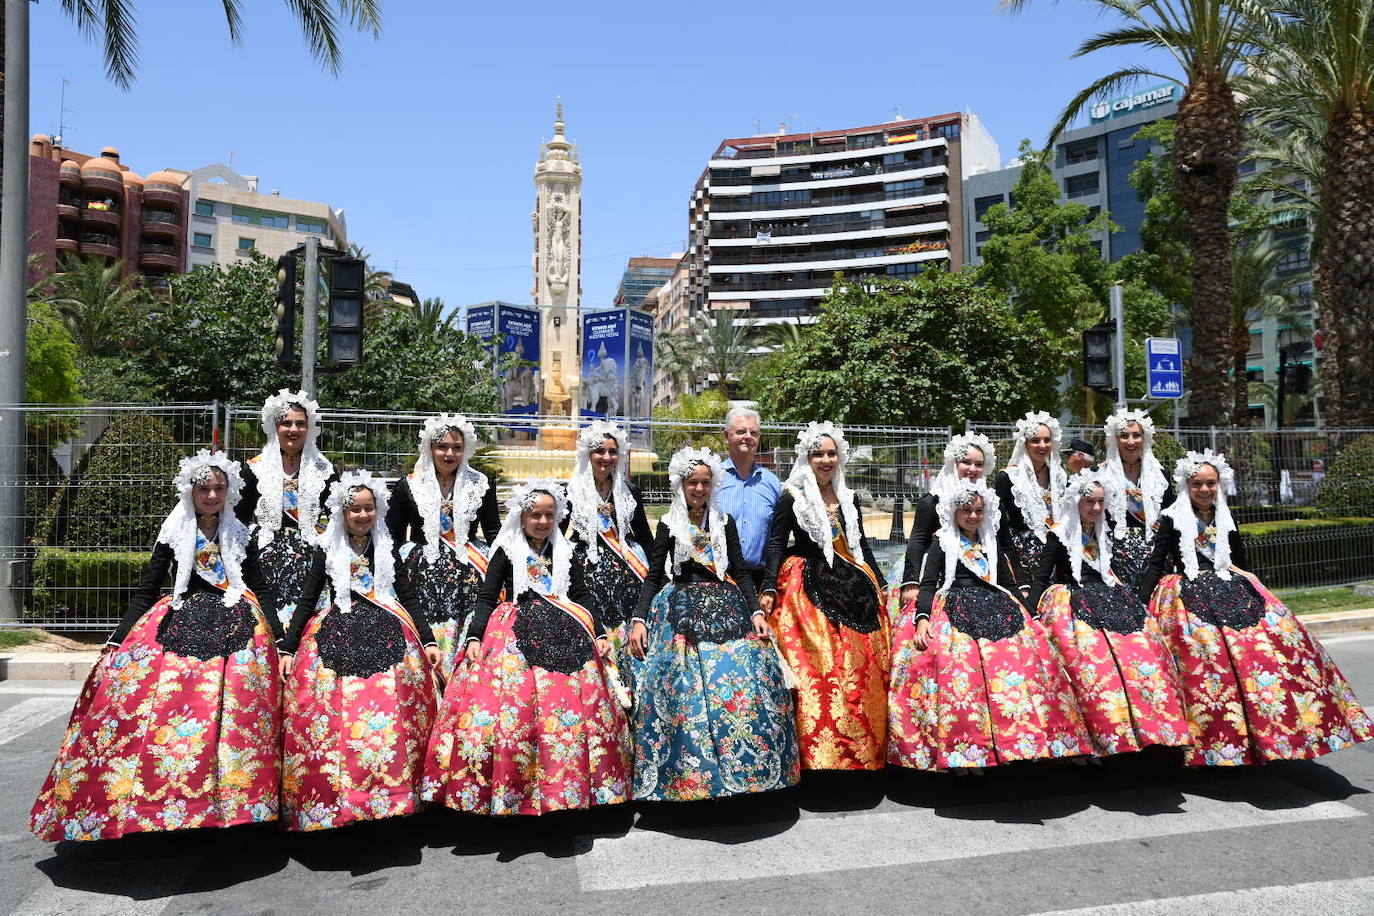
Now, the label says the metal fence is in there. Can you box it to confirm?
[5,403,1372,632]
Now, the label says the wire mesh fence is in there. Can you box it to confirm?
[4,403,1371,632]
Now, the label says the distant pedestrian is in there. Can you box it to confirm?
[715,407,781,592]
[1062,437,1097,474]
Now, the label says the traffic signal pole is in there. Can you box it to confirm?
[1111,283,1126,412]
[301,236,321,396]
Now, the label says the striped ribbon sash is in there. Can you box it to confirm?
[600,527,648,581]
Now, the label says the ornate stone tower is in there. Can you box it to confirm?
[532,100,582,416]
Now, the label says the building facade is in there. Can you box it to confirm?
[27,135,189,288]
[649,255,691,409]
[174,163,347,269]
[686,112,1000,323]
[613,256,679,310]
[532,102,583,416]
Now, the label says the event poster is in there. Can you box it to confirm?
[580,309,627,420]
[466,301,541,421]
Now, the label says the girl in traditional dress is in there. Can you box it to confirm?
[237,389,337,631]
[628,447,799,801]
[387,414,500,678]
[423,479,631,816]
[277,471,442,831]
[887,479,1092,771]
[31,451,282,841]
[1138,450,1372,765]
[1100,409,1174,593]
[1031,470,1191,756]
[565,420,653,677]
[760,422,889,771]
[994,410,1065,595]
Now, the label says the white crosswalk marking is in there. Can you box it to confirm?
[11,859,197,916]
[575,778,1366,892]
[0,684,83,697]
[0,697,73,746]
[1031,875,1374,914]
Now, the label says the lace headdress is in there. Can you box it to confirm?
[317,470,395,615]
[490,478,573,598]
[567,420,637,563]
[412,413,489,562]
[1160,449,1238,581]
[254,389,333,548]
[664,447,728,580]
[157,450,250,609]
[1005,410,1066,542]
[934,479,1005,598]
[785,421,863,566]
[932,432,997,497]
[1053,469,1117,585]
[1102,409,1168,539]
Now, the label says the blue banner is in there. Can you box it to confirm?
[581,310,628,420]
[498,305,541,418]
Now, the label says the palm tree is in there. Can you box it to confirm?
[347,243,399,325]
[690,308,759,398]
[1228,236,1308,427]
[763,320,809,350]
[653,329,700,402]
[1240,0,1374,427]
[999,0,1252,427]
[41,256,147,356]
[411,297,452,334]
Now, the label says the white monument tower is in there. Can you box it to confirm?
[532,100,582,416]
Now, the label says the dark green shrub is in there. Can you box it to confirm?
[1151,431,1186,472]
[1317,434,1374,517]
[62,413,183,548]
[27,548,150,625]
[1241,518,1374,589]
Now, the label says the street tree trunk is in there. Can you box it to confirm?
[1321,104,1374,427]
[1173,77,1241,428]
[1231,317,1250,427]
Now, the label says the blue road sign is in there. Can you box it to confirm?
[1146,337,1184,399]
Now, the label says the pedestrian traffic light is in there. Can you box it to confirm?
[327,257,365,366]
[274,253,298,369]
[1289,364,1312,395]
[1082,323,1114,392]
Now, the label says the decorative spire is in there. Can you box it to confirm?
[546,97,571,157]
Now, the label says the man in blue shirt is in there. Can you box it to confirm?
[716,406,781,590]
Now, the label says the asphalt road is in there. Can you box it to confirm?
[3,634,1373,916]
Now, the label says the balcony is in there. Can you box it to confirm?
[55,236,79,255]
[139,242,181,271]
[713,184,949,214]
[142,184,182,207]
[141,209,182,238]
[81,171,124,195]
[79,232,119,259]
[711,156,949,187]
[80,203,122,227]
[56,201,81,220]
[710,208,949,241]
[711,237,949,267]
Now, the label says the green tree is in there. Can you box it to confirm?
[1000,0,1252,427]
[411,296,454,334]
[651,390,730,456]
[750,270,1062,428]
[1115,120,1192,308]
[25,302,82,406]
[656,308,759,398]
[1229,236,1309,427]
[41,256,148,356]
[1241,0,1374,426]
[653,329,700,401]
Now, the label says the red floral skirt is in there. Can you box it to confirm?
[30,593,281,841]
[887,587,1092,770]
[281,602,439,830]
[1038,583,1191,755]
[1149,570,1373,765]
[422,598,631,815]
[769,555,890,770]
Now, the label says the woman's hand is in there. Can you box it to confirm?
[900,585,918,607]
[628,621,648,660]
[424,645,443,668]
[464,640,482,665]
[93,644,115,683]
[596,635,612,658]
[758,591,776,614]
[278,653,294,680]
[913,618,932,651]
[752,612,771,641]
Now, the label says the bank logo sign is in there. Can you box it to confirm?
[1090,84,1177,123]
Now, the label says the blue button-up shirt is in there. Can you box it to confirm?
[716,457,782,569]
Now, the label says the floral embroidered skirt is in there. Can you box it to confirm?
[281,601,439,831]
[575,545,643,679]
[400,541,486,680]
[30,592,281,842]
[631,582,799,802]
[258,526,316,631]
[422,597,631,816]
[1149,570,1373,766]
[1108,527,1152,596]
[1038,582,1191,755]
[887,586,1092,770]
[769,556,890,770]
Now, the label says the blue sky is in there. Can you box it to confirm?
[28,1,1175,317]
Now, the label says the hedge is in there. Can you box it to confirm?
[28,547,149,625]
[1240,517,1374,589]
[1317,434,1374,517]
[58,413,184,549]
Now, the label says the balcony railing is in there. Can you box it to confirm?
[713,184,948,213]
[711,238,948,266]
[710,157,948,187]
[79,232,118,245]
[142,210,178,225]
[140,242,179,256]
[710,208,948,241]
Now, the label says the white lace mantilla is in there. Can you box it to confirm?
[157,450,250,608]
[567,420,637,563]
[1102,409,1168,539]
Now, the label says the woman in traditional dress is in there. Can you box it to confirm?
[1100,409,1174,593]
[1031,470,1191,756]
[423,479,631,816]
[31,451,282,841]
[994,410,1065,594]
[628,447,799,801]
[237,389,337,631]
[277,471,442,831]
[565,420,653,678]
[760,422,889,771]
[1138,450,1372,765]
[887,479,1092,771]
[387,414,500,678]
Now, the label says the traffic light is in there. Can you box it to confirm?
[1289,364,1312,395]
[274,253,298,369]
[327,257,365,366]
[1082,323,1114,392]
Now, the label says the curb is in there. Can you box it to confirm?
[0,652,101,682]
[1296,609,1374,637]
